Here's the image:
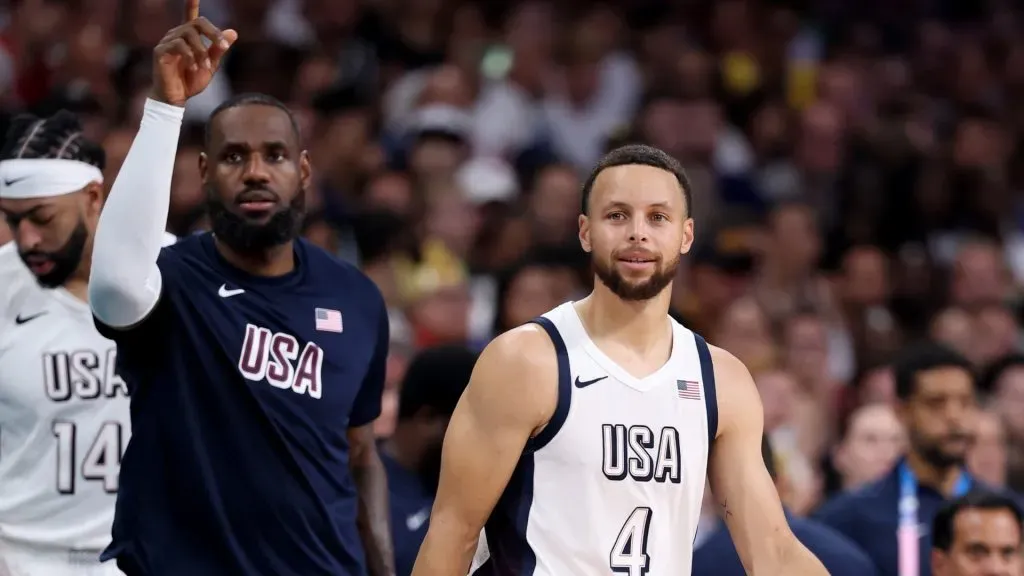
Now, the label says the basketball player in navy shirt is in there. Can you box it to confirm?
[87,2,394,574]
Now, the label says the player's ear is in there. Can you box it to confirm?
[82,181,104,217]
[578,213,592,253]
[299,150,312,190]
[198,152,208,181]
[680,218,695,256]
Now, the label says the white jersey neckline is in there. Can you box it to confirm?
[556,301,686,392]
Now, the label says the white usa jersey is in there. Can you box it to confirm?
[0,235,175,549]
[472,302,718,576]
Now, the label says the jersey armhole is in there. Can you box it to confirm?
[694,334,718,454]
[524,317,572,453]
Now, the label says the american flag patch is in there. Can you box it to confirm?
[677,379,701,400]
[315,308,343,333]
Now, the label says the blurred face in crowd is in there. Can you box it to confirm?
[409,134,467,184]
[365,172,415,218]
[410,285,471,345]
[834,404,905,490]
[967,410,1008,488]
[974,307,1020,366]
[993,366,1024,441]
[768,204,821,277]
[783,313,830,386]
[841,246,890,306]
[952,242,1007,309]
[529,164,580,241]
[200,104,311,254]
[901,366,976,468]
[424,191,480,259]
[796,103,844,173]
[1,183,102,288]
[932,308,978,363]
[859,366,897,405]
[756,370,798,432]
[714,297,776,374]
[580,164,694,301]
[500,265,562,331]
[932,507,1022,576]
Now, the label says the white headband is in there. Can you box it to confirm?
[0,159,104,200]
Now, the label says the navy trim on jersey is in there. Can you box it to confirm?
[525,316,572,452]
[471,317,570,575]
[474,455,537,576]
[694,334,718,450]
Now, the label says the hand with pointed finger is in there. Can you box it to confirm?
[151,0,237,107]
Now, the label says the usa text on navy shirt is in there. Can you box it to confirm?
[95,233,388,576]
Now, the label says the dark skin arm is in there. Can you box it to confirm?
[348,423,395,576]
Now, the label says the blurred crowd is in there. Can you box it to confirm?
[5,0,1024,572]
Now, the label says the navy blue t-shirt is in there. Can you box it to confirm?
[95,233,388,576]
[380,451,433,576]
[692,511,879,576]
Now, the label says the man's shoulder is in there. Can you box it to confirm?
[814,476,894,521]
[690,528,750,576]
[790,516,877,571]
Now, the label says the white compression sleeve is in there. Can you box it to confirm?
[89,99,184,328]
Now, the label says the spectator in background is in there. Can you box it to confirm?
[815,342,978,576]
[831,403,906,493]
[379,345,478,576]
[931,491,1023,576]
[692,435,878,576]
[967,408,1009,489]
[982,355,1024,492]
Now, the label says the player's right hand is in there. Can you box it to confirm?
[151,0,237,107]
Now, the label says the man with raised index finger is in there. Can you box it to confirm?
[87,2,395,574]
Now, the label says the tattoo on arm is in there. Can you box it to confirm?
[351,451,395,576]
[719,497,734,520]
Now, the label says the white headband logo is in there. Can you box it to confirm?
[0,159,104,200]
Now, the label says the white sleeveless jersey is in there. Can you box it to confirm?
[472,302,718,576]
[0,235,175,549]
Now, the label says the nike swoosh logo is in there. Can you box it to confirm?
[575,375,608,388]
[218,284,245,298]
[406,508,430,531]
[3,176,28,187]
[15,312,47,325]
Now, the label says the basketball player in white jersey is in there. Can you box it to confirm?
[0,111,174,575]
[413,144,828,575]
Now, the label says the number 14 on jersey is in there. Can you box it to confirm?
[610,507,653,576]
[52,421,125,494]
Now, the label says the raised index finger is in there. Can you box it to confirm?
[185,0,199,23]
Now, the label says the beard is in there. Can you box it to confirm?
[912,429,970,469]
[593,250,680,301]
[20,220,89,288]
[206,184,305,254]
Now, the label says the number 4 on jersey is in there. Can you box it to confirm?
[610,507,652,576]
[52,421,124,494]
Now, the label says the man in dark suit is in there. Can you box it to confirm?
[692,435,878,576]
